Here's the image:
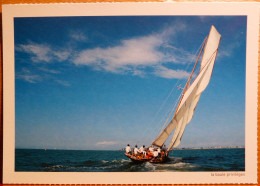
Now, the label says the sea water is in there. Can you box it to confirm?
[15,148,245,172]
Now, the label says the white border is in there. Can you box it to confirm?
[2,2,259,184]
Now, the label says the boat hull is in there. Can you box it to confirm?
[124,152,169,163]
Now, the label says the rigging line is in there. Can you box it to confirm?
[173,37,208,117]
[188,49,218,89]
[147,47,205,146]
[165,50,219,149]
[165,50,219,150]
[150,91,183,146]
[200,50,218,71]
[160,91,183,132]
[146,38,208,145]
[153,85,184,137]
[136,37,207,145]
[138,76,186,145]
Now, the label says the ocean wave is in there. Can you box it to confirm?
[69,159,133,171]
[151,161,200,172]
[171,162,196,168]
[168,157,182,163]
[43,164,69,171]
[39,157,200,172]
[16,149,245,172]
[144,162,156,171]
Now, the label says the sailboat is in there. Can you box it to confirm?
[124,25,221,163]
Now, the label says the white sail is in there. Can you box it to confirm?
[152,26,221,150]
[167,60,215,150]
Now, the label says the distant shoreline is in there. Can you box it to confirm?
[16,146,245,151]
[174,146,245,150]
[119,146,245,151]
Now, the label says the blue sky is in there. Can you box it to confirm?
[14,16,246,150]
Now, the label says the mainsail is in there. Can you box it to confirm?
[152,25,221,152]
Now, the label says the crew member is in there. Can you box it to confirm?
[157,147,161,157]
[153,149,159,158]
[139,145,147,155]
[149,146,154,152]
[125,144,131,154]
[134,145,140,155]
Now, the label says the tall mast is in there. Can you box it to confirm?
[174,37,207,117]
[151,25,221,150]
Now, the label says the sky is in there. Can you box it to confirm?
[14,16,246,150]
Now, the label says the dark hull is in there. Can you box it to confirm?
[124,153,169,163]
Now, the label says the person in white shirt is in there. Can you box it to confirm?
[125,144,131,154]
[139,145,146,156]
[153,149,159,158]
[149,146,154,152]
[134,145,140,155]
[157,147,161,157]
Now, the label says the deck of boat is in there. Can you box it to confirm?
[124,153,168,163]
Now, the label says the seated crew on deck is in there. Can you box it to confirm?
[152,149,159,158]
[157,147,161,157]
[149,146,154,152]
[125,144,131,154]
[139,145,147,156]
[134,145,140,155]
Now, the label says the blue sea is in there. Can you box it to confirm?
[15,148,245,172]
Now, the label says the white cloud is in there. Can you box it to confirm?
[217,50,231,58]
[162,44,194,63]
[74,35,163,72]
[96,141,117,145]
[16,42,70,63]
[16,43,72,84]
[217,41,241,59]
[55,80,70,87]
[17,25,194,80]
[159,23,186,39]
[53,51,70,62]
[132,69,145,77]
[16,67,71,86]
[16,74,40,83]
[16,68,41,83]
[73,26,192,79]
[154,65,190,79]
[38,67,60,74]
[70,32,87,41]
[17,43,52,62]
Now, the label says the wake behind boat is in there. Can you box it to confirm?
[124,25,221,163]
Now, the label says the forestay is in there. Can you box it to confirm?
[152,26,221,151]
